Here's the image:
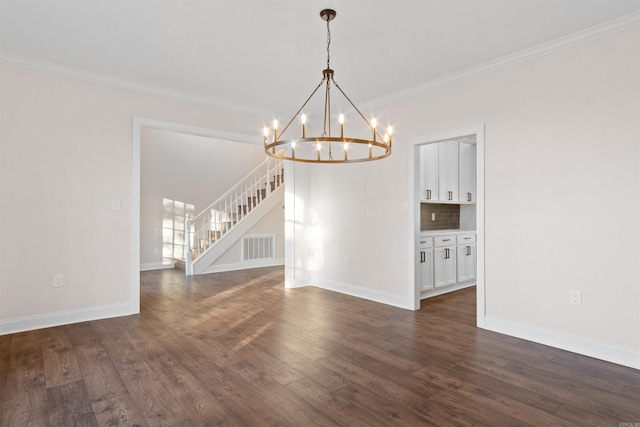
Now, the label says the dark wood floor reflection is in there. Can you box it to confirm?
[2,266,639,426]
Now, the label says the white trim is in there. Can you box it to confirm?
[140,261,174,271]
[0,302,134,336]
[131,118,141,315]
[315,279,413,310]
[484,316,640,370]
[290,276,312,289]
[0,53,266,119]
[283,162,296,289]
[3,12,638,119]
[408,124,485,326]
[362,12,640,110]
[132,117,261,146]
[201,259,284,275]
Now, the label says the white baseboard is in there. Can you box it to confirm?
[288,276,312,288]
[0,302,135,336]
[200,258,284,275]
[314,278,413,309]
[483,315,640,370]
[140,261,174,271]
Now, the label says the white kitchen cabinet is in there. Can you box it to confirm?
[433,236,457,287]
[457,244,476,282]
[438,141,458,202]
[459,142,476,203]
[419,144,439,201]
[456,233,476,282]
[419,238,433,291]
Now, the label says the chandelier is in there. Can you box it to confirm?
[263,9,392,164]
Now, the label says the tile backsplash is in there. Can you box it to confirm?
[421,203,460,230]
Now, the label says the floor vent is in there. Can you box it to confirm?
[242,234,275,261]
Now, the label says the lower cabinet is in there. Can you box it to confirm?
[420,232,476,296]
[456,233,476,282]
[419,238,433,291]
[434,236,457,288]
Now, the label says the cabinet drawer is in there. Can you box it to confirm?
[434,236,456,247]
[419,237,433,249]
[456,234,476,244]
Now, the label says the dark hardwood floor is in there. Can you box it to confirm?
[2,266,639,426]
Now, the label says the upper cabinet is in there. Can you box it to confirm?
[459,141,476,203]
[438,141,459,202]
[420,143,439,201]
[419,139,476,204]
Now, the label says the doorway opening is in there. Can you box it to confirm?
[409,125,485,327]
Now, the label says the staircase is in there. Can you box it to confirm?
[181,155,285,275]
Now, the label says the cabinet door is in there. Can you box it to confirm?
[438,141,458,201]
[434,246,456,288]
[459,142,476,203]
[457,244,476,282]
[420,249,433,291]
[420,144,438,201]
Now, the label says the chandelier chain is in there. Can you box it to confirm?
[326,18,331,69]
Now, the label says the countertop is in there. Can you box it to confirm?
[420,229,476,236]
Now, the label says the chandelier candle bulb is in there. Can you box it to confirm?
[344,142,348,160]
[273,120,278,142]
[387,126,393,147]
[263,127,269,145]
[291,141,296,158]
[339,114,345,138]
[301,114,307,138]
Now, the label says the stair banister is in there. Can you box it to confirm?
[185,154,283,269]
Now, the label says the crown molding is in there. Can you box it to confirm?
[2,11,638,115]
[361,10,640,111]
[0,53,267,118]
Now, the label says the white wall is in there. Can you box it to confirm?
[0,64,260,332]
[140,128,265,268]
[291,28,640,366]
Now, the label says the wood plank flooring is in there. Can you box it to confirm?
[2,266,639,426]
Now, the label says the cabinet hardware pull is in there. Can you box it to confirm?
[426,189,431,199]
[467,192,471,201]
[420,241,426,243]
[445,248,449,259]
[448,191,452,200]
[467,246,471,256]
[420,251,425,263]
[464,237,471,240]
[443,239,451,241]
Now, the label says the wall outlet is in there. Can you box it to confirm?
[344,257,349,267]
[401,201,408,212]
[431,213,436,221]
[53,274,64,288]
[569,290,582,306]
[111,198,121,210]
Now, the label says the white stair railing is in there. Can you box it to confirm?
[184,155,284,272]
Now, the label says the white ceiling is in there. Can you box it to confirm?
[2,0,639,120]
